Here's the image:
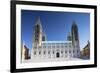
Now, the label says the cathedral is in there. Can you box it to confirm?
[22,17,80,62]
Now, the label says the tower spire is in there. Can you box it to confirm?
[33,16,43,48]
[71,21,79,47]
[35,16,42,30]
[71,21,80,57]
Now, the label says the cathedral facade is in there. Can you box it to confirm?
[30,17,80,62]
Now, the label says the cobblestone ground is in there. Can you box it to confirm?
[22,57,83,63]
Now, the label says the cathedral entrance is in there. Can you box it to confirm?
[56,52,60,58]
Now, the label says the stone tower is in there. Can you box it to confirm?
[33,17,42,48]
[71,21,80,57]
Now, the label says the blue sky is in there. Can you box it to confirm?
[21,10,90,51]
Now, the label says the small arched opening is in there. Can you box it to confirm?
[56,52,60,58]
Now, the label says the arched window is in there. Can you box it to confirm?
[56,52,60,58]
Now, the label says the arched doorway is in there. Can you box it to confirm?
[56,52,60,58]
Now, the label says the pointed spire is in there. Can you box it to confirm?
[33,16,43,47]
[72,21,78,30]
[42,32,46,41]
[35,16,42,30]
[67,32,72,41]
